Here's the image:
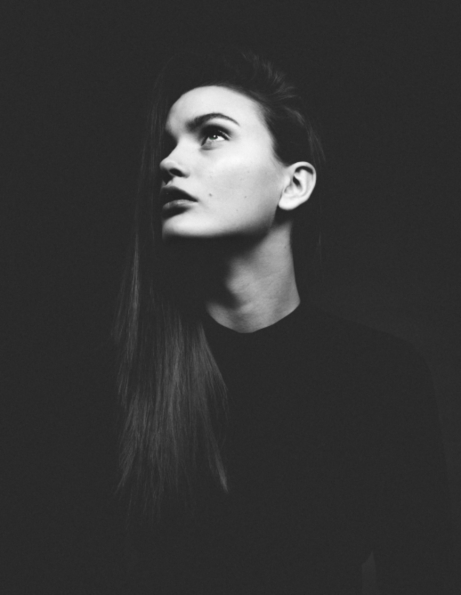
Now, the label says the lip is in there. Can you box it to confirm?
[160,186,197,206]
[162,198,196,214]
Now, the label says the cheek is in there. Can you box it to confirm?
[208,154,279,204]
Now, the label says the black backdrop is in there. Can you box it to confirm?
[3,1,460,593]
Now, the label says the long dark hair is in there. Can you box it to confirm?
[114,44,325,526]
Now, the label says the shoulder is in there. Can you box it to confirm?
[301,302,435,409]
[303,302,422,364]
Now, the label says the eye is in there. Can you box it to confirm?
[201,125,228,145]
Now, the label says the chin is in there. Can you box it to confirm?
[161,218,256,243]
[162,223,209,241]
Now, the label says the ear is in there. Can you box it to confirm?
[278,162,317,212]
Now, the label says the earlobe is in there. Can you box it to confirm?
[278,162,317,212]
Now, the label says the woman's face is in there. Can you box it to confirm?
[159,85,288,241]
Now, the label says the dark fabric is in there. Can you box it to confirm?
[125,301,455,594]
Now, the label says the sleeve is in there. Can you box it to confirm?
[372,346,457,595]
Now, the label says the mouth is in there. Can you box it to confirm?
[160,187,197,206]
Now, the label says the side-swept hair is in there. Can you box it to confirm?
[114,44,325,526]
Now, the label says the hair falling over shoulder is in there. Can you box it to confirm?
[113,44,325,527]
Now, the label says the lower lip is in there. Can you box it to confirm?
[162,199,195,212]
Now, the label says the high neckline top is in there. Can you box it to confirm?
[202,300,303,338]
[127,300,454,595]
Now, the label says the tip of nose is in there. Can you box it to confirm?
[160,155,189,180]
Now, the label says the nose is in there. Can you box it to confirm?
[159,147,190,184]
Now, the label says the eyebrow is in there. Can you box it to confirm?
[186,112,240,131]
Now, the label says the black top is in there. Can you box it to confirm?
[126,301,455,594]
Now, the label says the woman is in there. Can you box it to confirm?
[114,45,455,594]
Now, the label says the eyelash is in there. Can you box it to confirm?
[201,125,228,145]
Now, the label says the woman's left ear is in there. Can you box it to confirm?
[278,162,317,211]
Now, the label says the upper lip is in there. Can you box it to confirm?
[160,186,197,206]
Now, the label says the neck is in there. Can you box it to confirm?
[203,228,300,333]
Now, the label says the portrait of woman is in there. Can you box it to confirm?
[5,2,461,594]
[113,45,456,594]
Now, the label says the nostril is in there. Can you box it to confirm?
[160,168,172,184]
[161,165,187,182]
[171,166,185,177]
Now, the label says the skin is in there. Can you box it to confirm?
[160,85,316,333]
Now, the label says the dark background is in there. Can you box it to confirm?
[3,0,460,593]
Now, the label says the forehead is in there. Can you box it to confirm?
[165,85,268,133]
